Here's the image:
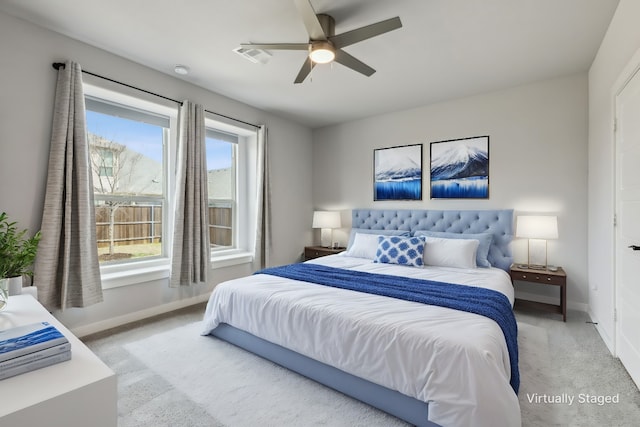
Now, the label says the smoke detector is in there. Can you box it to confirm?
[233,47,272,64]
[174,65,190,75]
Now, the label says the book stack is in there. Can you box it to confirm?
[0,322,71,380]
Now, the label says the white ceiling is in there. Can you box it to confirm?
[0,0,619,128]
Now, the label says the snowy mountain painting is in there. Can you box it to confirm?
[430,136,489,199]
[374,144,422,200]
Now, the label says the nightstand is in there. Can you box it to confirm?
[304,245,345,261]
[510,265,567,321]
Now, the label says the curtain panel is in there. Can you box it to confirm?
[253,125,271,269]
[34,61,103,310]
[171,101,210,286]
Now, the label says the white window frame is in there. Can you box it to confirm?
[83,82,178,289]
[205,128,237,252]
[204,115,256,268]
[83,81,257,288]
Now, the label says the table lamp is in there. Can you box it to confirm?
[516,215,558,269]
[312,211,341,248]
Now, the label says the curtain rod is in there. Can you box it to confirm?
[52,62,260,129]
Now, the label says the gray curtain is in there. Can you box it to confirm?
[171,101,210,287]
[254,125,271,269]
[34,61,103,310]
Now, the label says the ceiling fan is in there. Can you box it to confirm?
[241,0,402,84]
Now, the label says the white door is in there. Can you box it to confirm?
[615,65,640,390]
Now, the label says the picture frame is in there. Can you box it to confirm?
[373,144,423,201]
[430,136,489,199]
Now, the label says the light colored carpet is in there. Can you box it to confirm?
[517,322,566,426]
[516,309,640,427]
[120,320,549,426]
[124,322,407,427]
[85,304,640,426]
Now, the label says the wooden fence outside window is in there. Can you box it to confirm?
[95,205,232,248]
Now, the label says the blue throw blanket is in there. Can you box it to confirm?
[257,263,519,394]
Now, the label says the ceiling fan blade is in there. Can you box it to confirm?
[241,43,309,50]
[294,0,327,40]
[331,17,402,49]
[294,56,316,84]
[334,49,376,77]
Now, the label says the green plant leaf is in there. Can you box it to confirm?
[0,212,42,278]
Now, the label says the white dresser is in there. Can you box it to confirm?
[0,294,117,427]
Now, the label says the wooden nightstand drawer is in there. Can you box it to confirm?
[510,265,567,321]
[510,271,564,286]
[304,246,344,260]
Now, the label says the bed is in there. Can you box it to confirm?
[202,209,520,427]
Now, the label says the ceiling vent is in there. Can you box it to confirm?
[233,47,272,64]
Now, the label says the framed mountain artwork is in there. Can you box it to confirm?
[430,136,489,199]
[373,144,423,201]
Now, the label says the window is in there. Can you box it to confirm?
[206,128,237,251]
[96,148,115,177]
[205,116,257,263]
[205,117,256,267]
[83,81,258,287]
[85,93,172,266]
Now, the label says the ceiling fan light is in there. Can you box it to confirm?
[309,42,335,64]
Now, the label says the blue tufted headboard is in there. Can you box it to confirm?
[351,209,514,272]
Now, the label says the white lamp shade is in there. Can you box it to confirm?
[312,211,341,229]
[516,215,558,239]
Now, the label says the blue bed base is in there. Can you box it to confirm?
[211,324,436,427]
[210,209,514,426]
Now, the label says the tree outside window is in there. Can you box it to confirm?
[86,105,166,264]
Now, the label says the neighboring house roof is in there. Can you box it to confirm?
[89,133,163,196]
[208,168,232,200]
[89,133,231,199]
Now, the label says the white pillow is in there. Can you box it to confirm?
[344,233,381,259]
[423,236,479,269]
[346,228,410,249]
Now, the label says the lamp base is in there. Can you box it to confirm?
[527,239,548,269]
[320,228,332,248]
[517,263,547,270]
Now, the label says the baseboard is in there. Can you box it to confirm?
[71,293,211,338]
[516,291,588,312]
[587,307,616,355]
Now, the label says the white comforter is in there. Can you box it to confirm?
[202,255,521,427]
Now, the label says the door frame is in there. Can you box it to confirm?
[613,46,640,359]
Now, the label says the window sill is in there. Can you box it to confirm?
[101,263,170,290]
[211,251,254,269]
[100,252,253,289]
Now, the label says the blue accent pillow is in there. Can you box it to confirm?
[413,230,494,267]
[374,235,426,268]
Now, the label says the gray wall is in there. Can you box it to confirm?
[312,74,589,309]
[588,0,640,352]
[0,12,313,333]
